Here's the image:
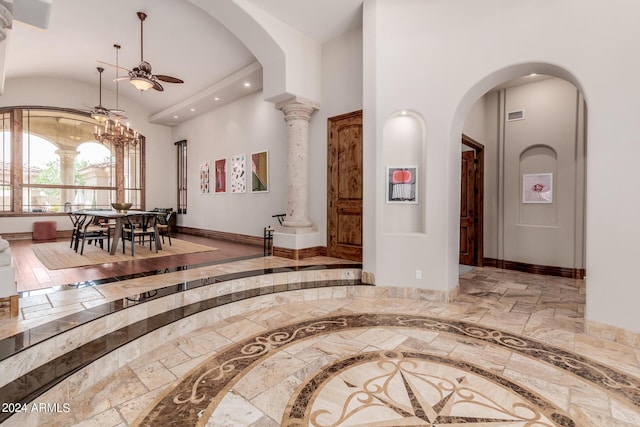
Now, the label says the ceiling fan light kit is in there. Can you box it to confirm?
[130,76,154,91]
[91,111,109,123]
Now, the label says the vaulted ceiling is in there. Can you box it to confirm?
[1,0,362,125]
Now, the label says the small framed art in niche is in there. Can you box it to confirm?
[386,166,418,204]
[522,173,553,203]
[251,150,268,192]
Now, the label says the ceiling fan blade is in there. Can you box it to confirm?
[155,75,184,84]
[151,80,164,91]
[114,76,130,82]
[97,60,131,73]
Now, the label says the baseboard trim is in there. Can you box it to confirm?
[273,246,327,260]
[4,230,73,241]
[483,258,585,279]
[175,226,263,247]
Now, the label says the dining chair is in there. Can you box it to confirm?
[122,214,159,256]
[76,216,111,255]
[156,211,172,245]
[68,213,86,249]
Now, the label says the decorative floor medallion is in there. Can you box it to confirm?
[134,313,640,426]
[283,351,575,426]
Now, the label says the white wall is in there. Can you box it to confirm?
[170,91,287,238]
[462,98,487,143]
[170,26,363,242]
[364,0,640,334]
[0,77,174,233]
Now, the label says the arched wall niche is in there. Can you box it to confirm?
[382,110,426,234]
[519,144,558,226]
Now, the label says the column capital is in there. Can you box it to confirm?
[0,2,11,42]
[275,96,319,122]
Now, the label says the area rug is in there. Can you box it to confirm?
[31,238,219,270]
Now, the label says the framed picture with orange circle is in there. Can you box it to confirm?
[386,166,418,204]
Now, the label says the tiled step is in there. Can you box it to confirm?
[0,262,366,424]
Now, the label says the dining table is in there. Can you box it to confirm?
[70,210,163,255]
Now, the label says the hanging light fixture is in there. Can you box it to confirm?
[130,75,154,91]
[94,45,141,147]
[94,119,140,147]
[90,68,110,123]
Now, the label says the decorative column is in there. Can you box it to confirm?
[114,144,125,203]
[56,149,79,209]
[276,96,319,230]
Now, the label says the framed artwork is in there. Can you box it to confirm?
[522,173,553,203]
[386,166,418,204]
[251,150,269,192]
[214,158,226,193]
[199,161,210,194]
[230,153,246,193]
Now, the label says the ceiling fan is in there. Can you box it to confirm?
[88,67,124,123]
[111,11,184,92]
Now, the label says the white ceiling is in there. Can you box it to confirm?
[2,0,363,126]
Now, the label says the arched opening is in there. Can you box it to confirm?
[454,65,587,279]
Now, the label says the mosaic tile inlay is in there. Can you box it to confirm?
[284,351,575,426]
[135,313,640,426]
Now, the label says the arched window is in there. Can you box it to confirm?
[0,107,144,214]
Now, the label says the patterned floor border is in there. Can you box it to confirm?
[134,313,640,426]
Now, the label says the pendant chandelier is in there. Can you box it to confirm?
[94,44,141,147]
[94,118,140,147]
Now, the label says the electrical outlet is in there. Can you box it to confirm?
[415,270,422,279]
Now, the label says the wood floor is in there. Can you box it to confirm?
[10,233,265,293]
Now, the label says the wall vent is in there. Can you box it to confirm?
[507,110,525,121]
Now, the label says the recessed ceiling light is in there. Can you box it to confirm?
[529,73,537,77]
[173,115,178,119]
[190,108,195,112]
[214,97,220,101]
[244,82,251,87]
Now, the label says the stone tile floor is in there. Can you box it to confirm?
[3,264,639,426]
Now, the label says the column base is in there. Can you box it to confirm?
[273,228,325,260]
[278,225,316,234]
[281,218,313,228]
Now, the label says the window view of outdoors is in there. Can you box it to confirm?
[0,108,143,214]
[23,137,113,212]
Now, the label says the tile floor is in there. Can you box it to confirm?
[3,262,640,426]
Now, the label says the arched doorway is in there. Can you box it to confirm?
[455,65,587,279]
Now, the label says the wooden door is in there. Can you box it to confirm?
[327,110,363,261]
[459,149,476,265]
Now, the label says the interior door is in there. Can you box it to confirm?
[460,149,476,265]
[327,110,363,261]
